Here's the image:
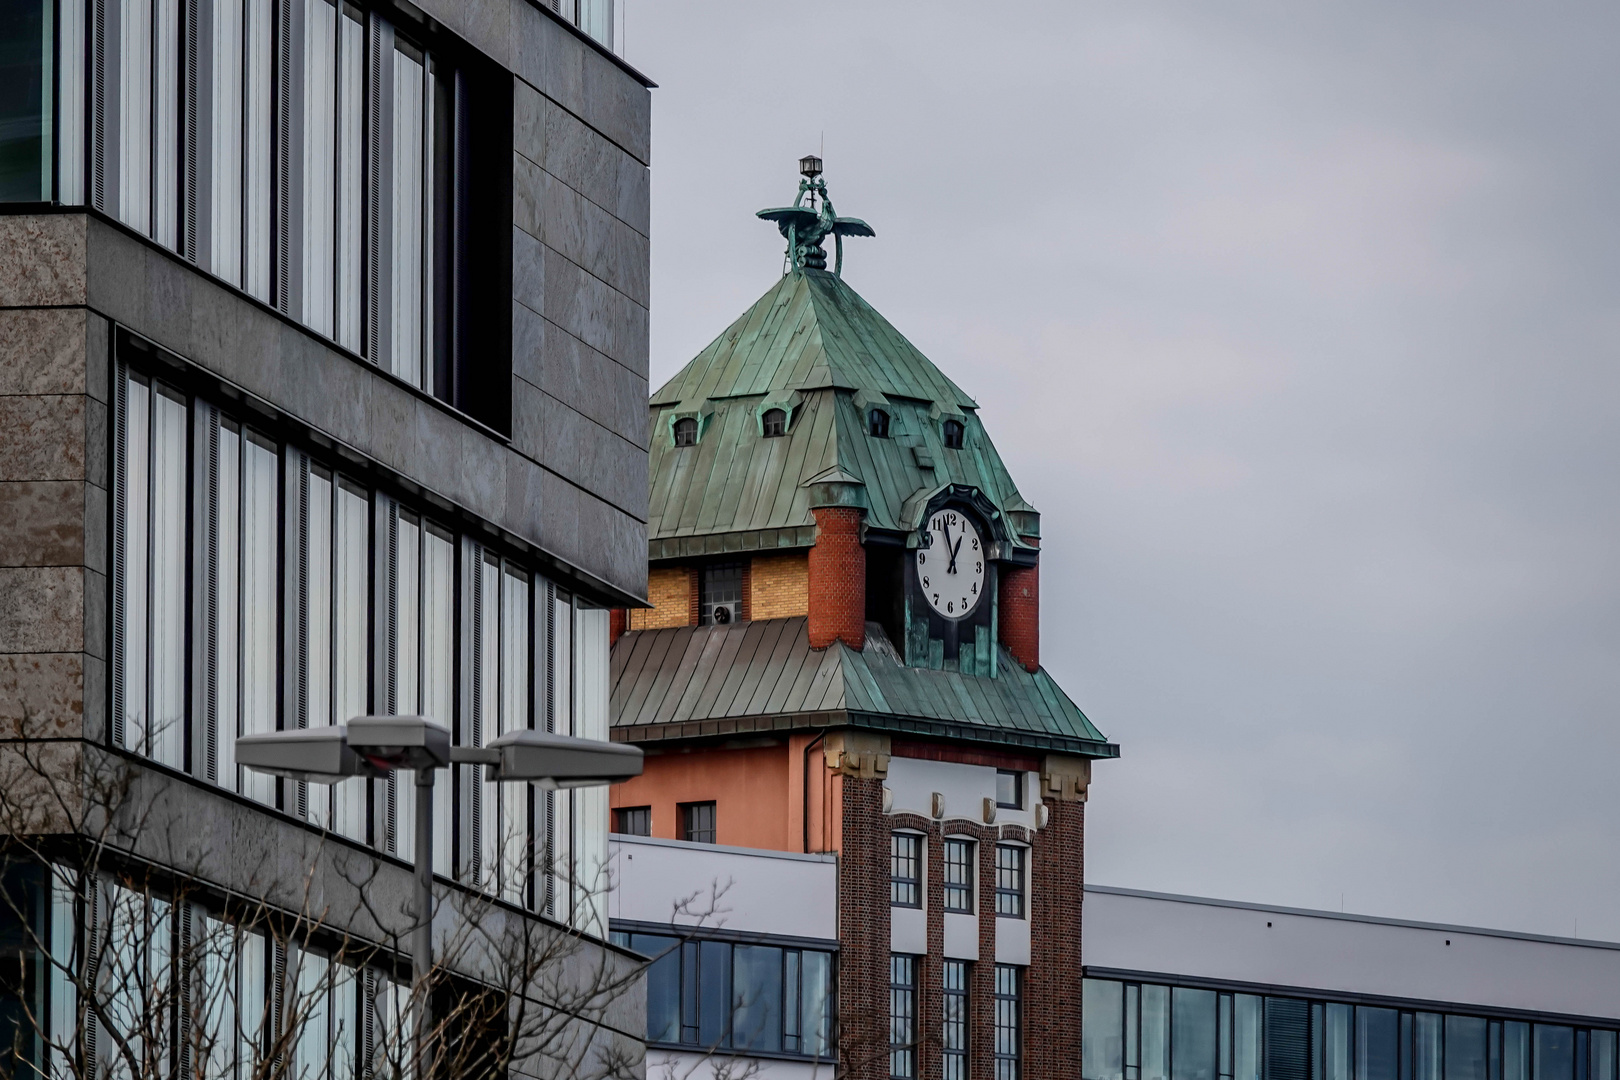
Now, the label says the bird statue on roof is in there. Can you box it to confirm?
[757,155,875,276]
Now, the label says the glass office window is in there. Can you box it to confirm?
[1234,995,1263,1080]
[206,0,245,285]
[944,960,970,1080]
[995,844,1026,917]
[1325,1004,1353,1080]
[681,802,717,844]
[334,3,364,353]
[892,833,922,907]
[1084,979,1125,1080]
[469,550,533,905]
[1358,1007,1401,1080]
[1537,1028,1575,1080]
[301,0,337,337]
[116,373,187,771]
[891,954,917,1080]
[390,40,429,387]
[699,940,730,1048]
[943,838,974,913]
[1593,1032,1617,1080]
[994,964,1022,1080]
[800,947,832,1057]
[1507,1023,1532,1080]
[1416,1014,1444,1080]
[732,945,783,1053]
[1174,988,1219,1080]
[1142,984,1170,1080]
[631,934,680,1045]
[1449,1017,1490,1080]
[614,807,651,836]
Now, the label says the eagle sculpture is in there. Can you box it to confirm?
[757,171,874,275]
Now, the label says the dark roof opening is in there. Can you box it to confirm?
[867,408,890,438]
[942,419,964,449]
[762,408,787,438]
[673,417,698,447]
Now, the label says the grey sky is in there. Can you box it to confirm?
[626,2,1620,939]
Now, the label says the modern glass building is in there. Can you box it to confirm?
[1083,887,1620,1080]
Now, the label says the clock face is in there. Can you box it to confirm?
[916,509,985,620]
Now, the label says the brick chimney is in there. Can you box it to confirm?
[808,506,866,649]
[999,537,1039,672]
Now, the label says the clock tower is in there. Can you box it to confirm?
[608,161,1116,1080]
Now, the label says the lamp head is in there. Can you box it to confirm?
[236,726,367,783]
[483,730,644,788]
[345,715,452,771]
[798,154,823,178]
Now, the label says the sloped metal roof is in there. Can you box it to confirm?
[610,618,1118,758]
[646,270,1034,559]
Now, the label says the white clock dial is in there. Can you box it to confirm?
[916,509,985,620]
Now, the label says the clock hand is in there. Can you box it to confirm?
[942,521,957,573]
[951,534,963,570]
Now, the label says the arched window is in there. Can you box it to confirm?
[867,409,890,438]
[762,408,787,438]
[942,419,964,449]
[673,417,698,447]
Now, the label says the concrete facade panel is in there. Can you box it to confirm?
[0,480,86,566]
[580,45,651,165]
[519,314,646,450]
[0,308,88,395]
[0,653,87,738]
[0,566,84,653]
[531,387,646,518]
[537,168,649,306]
[513,225,547,316]
[540,96,650,237]
[543,249,648,378]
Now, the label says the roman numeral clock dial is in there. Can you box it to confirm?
[917,510,985,619]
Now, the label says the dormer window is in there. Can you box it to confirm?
[867,409,890,438]
[762,408,787,438]
[942,419,964,449]
[673,417,698,447]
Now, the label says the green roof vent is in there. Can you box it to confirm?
[758,159,875,276]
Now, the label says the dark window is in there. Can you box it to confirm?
[891,954,917,1079]
[1172,987,1218,1080]
[995,844,1025,917]
[762,408,788,437]
[943,838,974,913]
[943,419,965,449]
[1448,1017,1490,1080]
[0,0,47,202]
[996,769,1025,809]
[635,935,833,1058]
[1357,1007,1400,1080]
[673,417,698,447]
[613,806,651,836]
[1083,979,1124,1080]
[944,960,969,1080]
[700,562,744,625]
[994,964,1022,1080]
[891,832,922,907]
[1536,1027,1575,1080]
[680,801,716,844]
[868,408,890,438]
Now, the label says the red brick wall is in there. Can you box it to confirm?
[609,607,626,646]
[999,538,1040,672]
[839,775,891,1080]
[810,507,866,649]
[1028,796,1085,1080]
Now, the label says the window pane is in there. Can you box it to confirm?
[1536,1028,1575,1080]
[243,0,272,299]
[119,375,150,753]
[996,845,1025,917]
[1234,995,1263,1080]
[1592,1033,1617,1080]
[331,481,368,841]
[1358,1008,1400,1080]
[301,0,336,336]
[1417,1015,1444,1080]
[944,838,973,913]
[632,935,678,1044]
[334,6,363,352]
[150,387,187,769]
[208,0,245,283]
[996,769,1023,808]
[390,44,425,386]
[1324,1004,1353,1080]
[115,0,153,231]
[944,960,969,1080]
[214,423,242,786]
[892,833,920,907]
[1083,979,1123,1080]
[890,954,916,1080]
[1142,985,1169,1080]
[994,965,1021,1080]
[1173,988,1218,1080]
[1449,1018,1490,1080]
[802,949,832,1057]
[700,562,744,625]
[241,433,278,804]
[732,945,783,1053]
[499,567,530,904]
[422,526,454,876]
[698,940,730,1048]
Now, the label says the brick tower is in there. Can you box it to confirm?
[608,161,1118,1080]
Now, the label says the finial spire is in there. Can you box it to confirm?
[757,158,874,276]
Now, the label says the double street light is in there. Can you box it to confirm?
[236,717,642,1076]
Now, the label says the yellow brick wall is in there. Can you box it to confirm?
[629,567,695,629]
[750,552,810,620]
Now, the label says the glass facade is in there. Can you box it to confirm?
[1084,978,1620,1080]
[112,358,613,932]
[609,932,833,1059]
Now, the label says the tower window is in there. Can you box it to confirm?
[673,417,698,447]
[995,844,1026,918]
[762,408,788,437]
[868,409,890,438]
[996,769,1025,809]
[680,801,717,843]
[942,419,964,449]
[943,838,975,913]
[700,562,744,625]
[891,832,922,907]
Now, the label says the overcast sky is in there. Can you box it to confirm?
[625,1,1620,940]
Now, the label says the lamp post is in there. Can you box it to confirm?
[236,717,643,1078]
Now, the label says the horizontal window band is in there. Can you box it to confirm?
[610,918,839,953]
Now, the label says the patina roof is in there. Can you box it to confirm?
[647,269,1036,561]
[609,617,1117,758]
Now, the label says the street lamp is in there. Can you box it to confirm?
[236,717,642,1077]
